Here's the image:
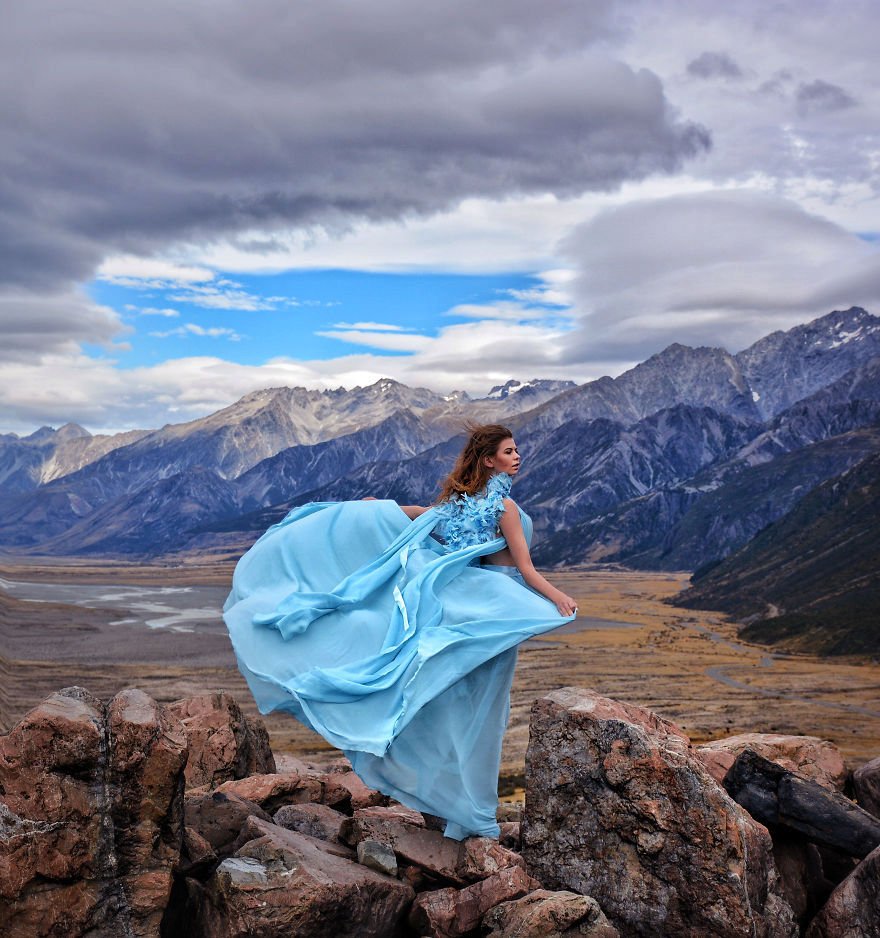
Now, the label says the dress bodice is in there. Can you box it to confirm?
[431,473,531,550]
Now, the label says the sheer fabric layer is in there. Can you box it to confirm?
[223,497,571,839]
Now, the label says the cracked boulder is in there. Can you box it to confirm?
[0,686,187,937]
[522,687,798,938]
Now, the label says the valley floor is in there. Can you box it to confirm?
[1,563,878,775]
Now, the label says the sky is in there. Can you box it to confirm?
[2,0,879,434]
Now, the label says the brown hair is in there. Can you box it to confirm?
[436,423,514,502]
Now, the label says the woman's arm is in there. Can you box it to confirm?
[399,505,429,520]
[498,498,577,617]
[362,497,428,521]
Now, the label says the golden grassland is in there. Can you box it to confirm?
[1,563,878,777]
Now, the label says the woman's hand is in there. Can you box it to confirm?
[362,496,377,500]
[552,590,578,617]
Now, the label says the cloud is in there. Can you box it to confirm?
[558,188,880,362]
[331,322,414,332]
[686,51,744,80]
[795,79,857,115]
[0,0,707,301]
[314,330,432,353]
[139,307,180,318]
[150,323,243,341]
[0,290,127,363]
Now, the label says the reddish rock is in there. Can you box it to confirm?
[231,814,355,860]
[168,691,275,789]
[333,770,389,808]
[408,866,534,937]
[196,822,414,936]
[483,889,620,938]
[210,771,351,813]
[344,807,522,885]
[853,755,880,819]
[772,831,829,928]
[696,733,847,791]
[184,790,272,858]
[499,821,521,850]
[178,825,218,877]
[273,802,347,842]
[0,686,187,937]
[522,687,798,938]
[806,842,880,937]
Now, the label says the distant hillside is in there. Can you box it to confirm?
[674,452,880,656]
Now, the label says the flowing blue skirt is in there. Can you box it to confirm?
[223,499,574,839]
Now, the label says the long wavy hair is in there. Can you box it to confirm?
[436,423,514,502]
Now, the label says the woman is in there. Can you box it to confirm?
[223,423,577,840]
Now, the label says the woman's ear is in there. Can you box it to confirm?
[483,455,494,468]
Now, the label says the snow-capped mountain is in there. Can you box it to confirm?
[2,307,879,567]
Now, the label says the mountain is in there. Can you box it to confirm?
[523,307,880,434]
[673,452,880,656]
[234,409,447,508]
[3,308,880,571]
[734,306,880,420]
[531,355,880,568]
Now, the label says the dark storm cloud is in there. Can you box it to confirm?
[0,0,709,297]
[795,79,857,115]
[686,51,744,80]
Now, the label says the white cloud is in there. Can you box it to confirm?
[97,257,214,285]
[150,323,242,341]
[331,322,414,332]
[139,307,180,318]
[315,330,432,353]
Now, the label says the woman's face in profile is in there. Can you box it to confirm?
[488,437,520,476]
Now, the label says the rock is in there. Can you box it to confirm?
[357,839,398,877]
[695,733,847,791]
[332,770,389,808]
[178,825,218,878]
[522,687,798,938]
[184,790,272,858]
[0,686,187,937]
[196,822,414,937]
[853,755,880,819]
[724,749,880,857]
[231,814,355,860]
[408,866,534,937]
[772,831,830,928]
[483,889,620,938]
[168,691,274,789]
[499,821,521,850]
[806,842,880,937]
[358,803,426,826]
[273,802,347,842]
[209,771,352,813]
[496,802,523,823]
[344,807,523,885]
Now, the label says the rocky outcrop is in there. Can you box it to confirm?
[0,686,187,937]
[196,823,415,938]
[483,889,620,938]
[723,749,880,858]
[695,732,847,791]
[522,687,798,938]
[805,842,880,937]
[167,690,275,788]
[4,683,879,936]
[853,755,880,819]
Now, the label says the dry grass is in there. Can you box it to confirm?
[2,563,878,775]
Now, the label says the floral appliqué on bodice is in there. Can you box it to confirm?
[432,472,512,551]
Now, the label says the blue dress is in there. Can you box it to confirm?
[223,472,574,839]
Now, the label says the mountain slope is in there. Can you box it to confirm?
[673,452,880,655]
